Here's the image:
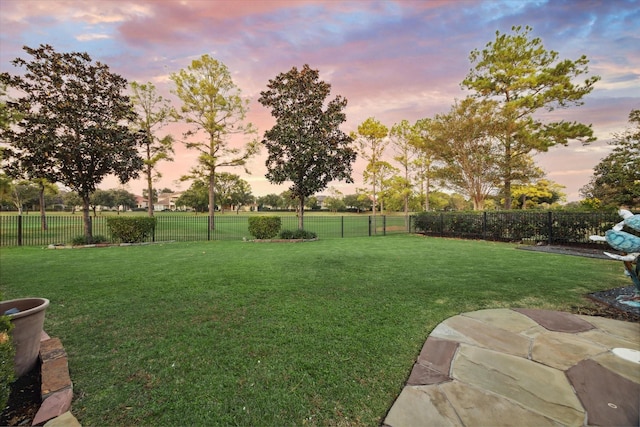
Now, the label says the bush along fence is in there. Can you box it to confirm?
[411,211,621,246]
[0,214,409,247]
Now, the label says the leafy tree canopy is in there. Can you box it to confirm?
[462,26,599,209]
[0,44,144,239]
[170,54,258,228]
[258,64,356,229]
[130,81,176,217]
[581,109,640,209]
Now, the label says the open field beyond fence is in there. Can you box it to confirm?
[0,213,409,246]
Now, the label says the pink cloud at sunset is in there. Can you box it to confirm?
[1,0,638,202]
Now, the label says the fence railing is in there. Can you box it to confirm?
[0,211,622,247]
[411,211,620,246]
[0,214,411,247]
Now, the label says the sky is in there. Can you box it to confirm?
[1,0,638,202]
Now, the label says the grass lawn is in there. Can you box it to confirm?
[0,235,627,426]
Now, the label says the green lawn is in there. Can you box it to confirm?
[0,235,626,426]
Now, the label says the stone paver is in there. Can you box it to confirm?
[530,330,607,370]
[592,352,640,383]
[577,315,640,342]
[463,309,539,334]
[384,309,640,427]
[407,337,458,385]
[514,308,595,333]
[439,381,562,427]
[452,344,585,426]
[383,386,461,427]
[43,411,81,427]
[33,388,73,426]
[567,359,640,426]
[437,315,531,357]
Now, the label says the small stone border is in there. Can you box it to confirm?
[47,241,175,249]
[32,331,80,426]
[244,238,318,243]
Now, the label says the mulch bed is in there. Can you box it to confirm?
[0,363,41,426]
[517,244,640,322]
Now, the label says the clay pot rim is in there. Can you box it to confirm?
[1,298,50,320]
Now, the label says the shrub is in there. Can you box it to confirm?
[0,314,15,411]
[70,234,109,246]
[413,212,441,234]
[248,216,281,239]
[106,217,157,243]
[278,229,294,239]
[278,229,317,240]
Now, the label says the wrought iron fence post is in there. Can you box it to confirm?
[208,216,211,241]
[368,216,372,236]
[547,211,553,245]
[341,216,344,238]
[483,211,487,240]
[17,215,22,246]
[440,213,444,237]
[383,215,386,236]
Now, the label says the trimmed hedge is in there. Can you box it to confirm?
[413,211,620,245]
[279,229,317,240]
[248,216,281,239]
[106,217,157,243]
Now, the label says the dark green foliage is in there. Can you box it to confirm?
[279,229,317,240]
[413,211,620,244]
[258,64,356,229]
[462,26,599,209]
[0,314,15,410]
[248,216,281,239]
[581,109,640,209]
[0,44,145,240]
[106,217,156,243]
[71,234,109,246]
[413,212,442,234]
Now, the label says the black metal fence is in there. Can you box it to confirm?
[0,211,622,247]
[0,214,410,247]
[411,211,620,246]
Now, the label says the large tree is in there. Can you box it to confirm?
[390,119,420,226]
[170,55,258,230]
[430,98,502,210]
[462,25,599,209]
[0,45,144,241]
[410,118,439,212]
[351,117,389,232]
[581,109,640,208]
[214,172,253,213]
[175,180,209,213]
[130,81,175,217]
[258,64,356,230]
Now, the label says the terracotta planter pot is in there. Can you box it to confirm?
[0,298,50,377]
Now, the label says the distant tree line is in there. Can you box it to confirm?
[3,26,635,242]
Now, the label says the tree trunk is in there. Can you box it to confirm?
[425,166,431,211]
[504,137,513,210]
[372,176,377,235]
[38,187,48,231]
[209,172,216,231]
[82,195,93,242]
[298,196,304,230]
[146,157,154,217]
